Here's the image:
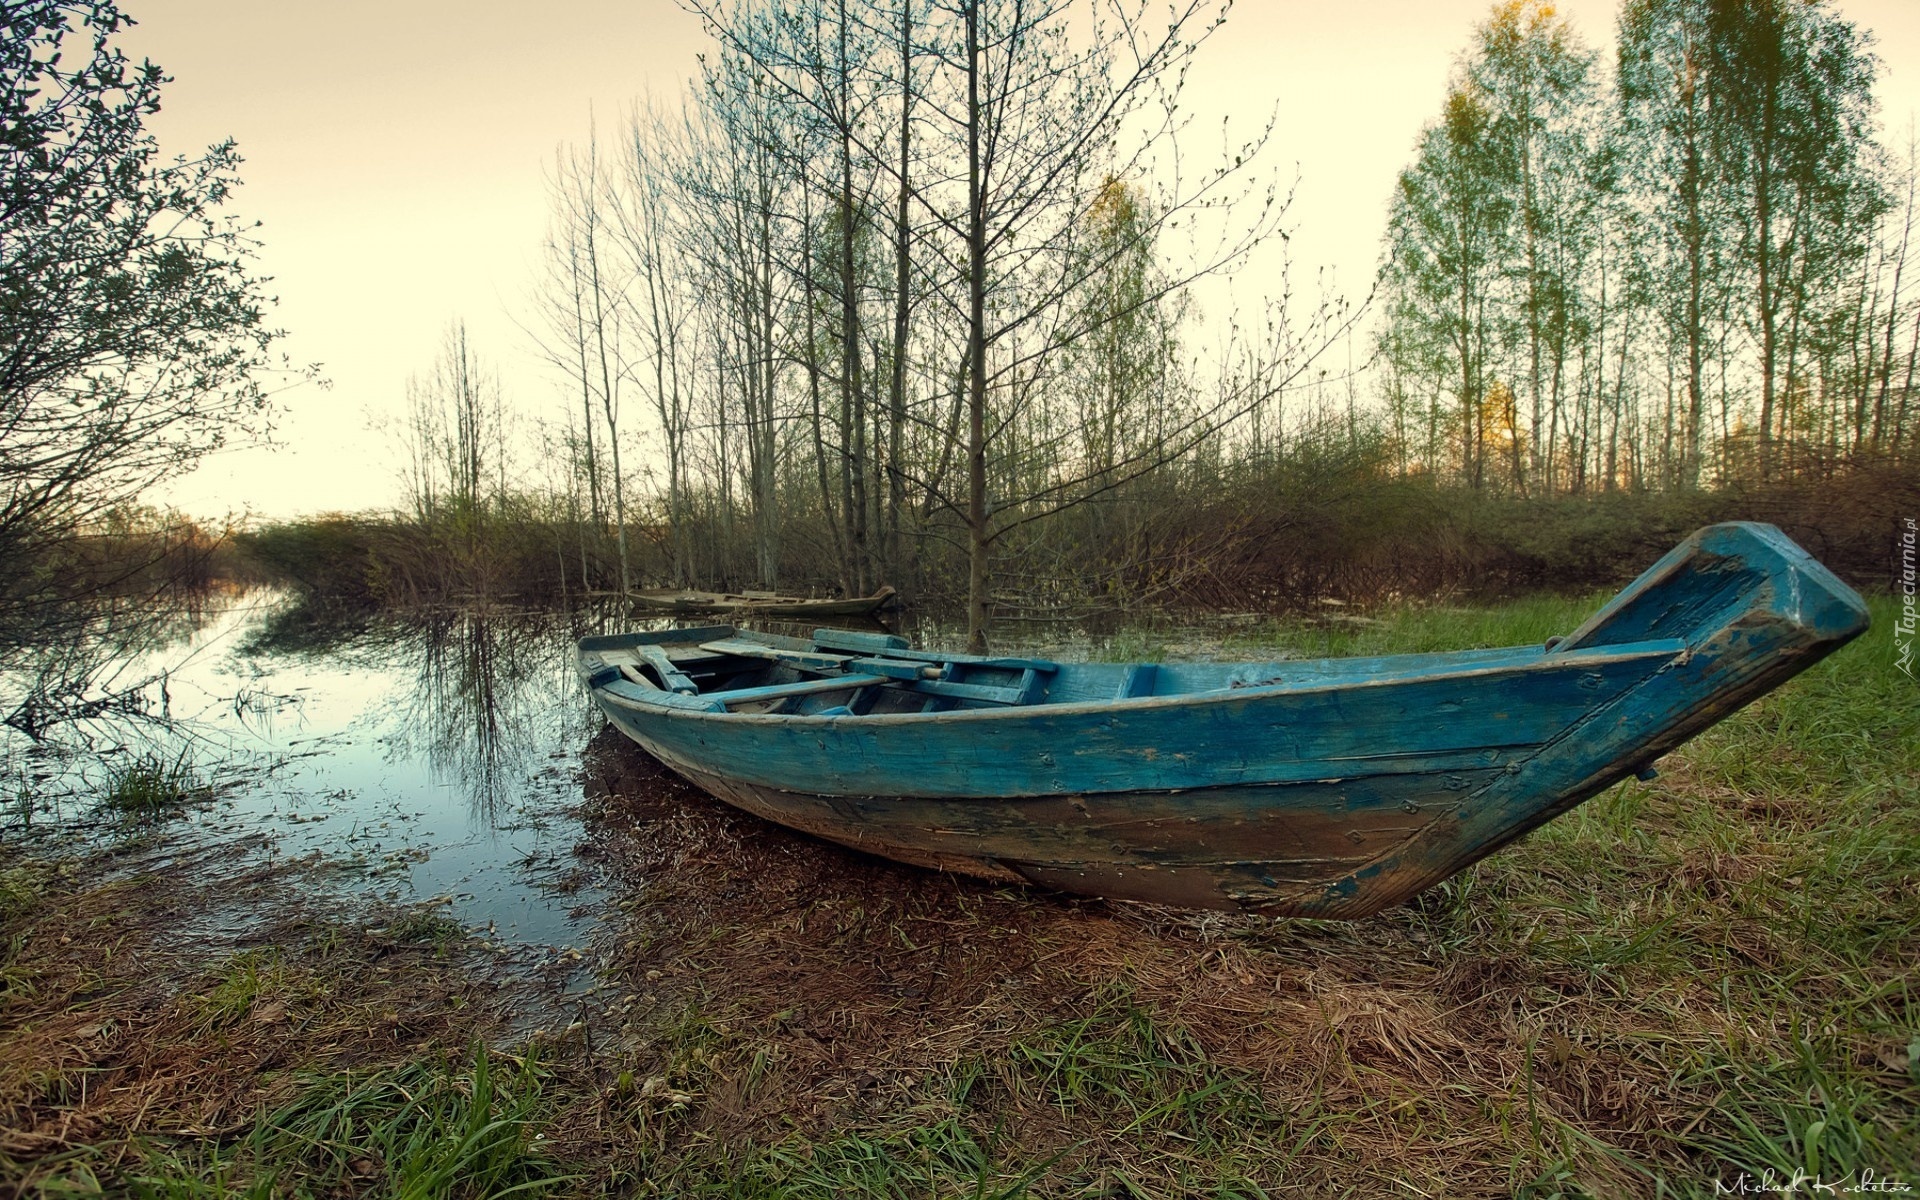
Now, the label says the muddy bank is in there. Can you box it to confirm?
[551,731,1663,1195]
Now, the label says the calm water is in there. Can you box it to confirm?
[0,591,1275,953]
[1,593,624,948]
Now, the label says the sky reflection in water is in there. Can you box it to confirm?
[2,594,619,948]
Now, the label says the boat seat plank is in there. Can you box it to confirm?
[813,628,1060,674]
[812,629,910,654]
[900,676,1031,706]
[844,658,1044,706]
[636,644,699,694]
[884,647,1059,672]
[598,679,725,711]
[1012,667,1048,705]
[698,639,854,672]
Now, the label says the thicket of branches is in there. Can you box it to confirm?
[506,0,1358,649]
[338,0,1914,628]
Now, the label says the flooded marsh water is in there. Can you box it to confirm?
[0,591,1275,959]
[3,594,617,952]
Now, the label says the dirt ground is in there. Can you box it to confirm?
[551,729,1711,1196]
[3,717,1910,1197]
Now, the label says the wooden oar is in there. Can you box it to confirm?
[698,638,854,673]
[810,628,1060,674]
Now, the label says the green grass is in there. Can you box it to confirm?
[99,750,203,818]
[1093,590,1606,664]
[616,990,1287,1198]
[43,1046,575,1199]
[1256,591,1605,658]
[192,951,284,1034]
[0,863,50,923]
[387,908,469,952]
[1462,593,1920,1189]
[690,1123,1043,1200]
[997,989,1287,1194]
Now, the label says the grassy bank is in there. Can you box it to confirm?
[0,833,567,1197]
[564,592,1916,1196]
[2,593,1913,1197]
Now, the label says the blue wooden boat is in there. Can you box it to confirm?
[579,523,1867,917]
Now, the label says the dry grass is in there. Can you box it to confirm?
[553,735,1635,1195]
[0,838,527,1197]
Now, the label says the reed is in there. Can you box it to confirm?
[99,749,201,818]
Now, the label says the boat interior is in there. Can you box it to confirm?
[579,625,1687,717]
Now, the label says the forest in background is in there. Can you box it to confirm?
[240,0,1904,637]
[239,0,1919,639]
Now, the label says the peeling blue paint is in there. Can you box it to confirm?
[581,523,1868,917]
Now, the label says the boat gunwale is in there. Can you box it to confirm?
[583,634,1691,724]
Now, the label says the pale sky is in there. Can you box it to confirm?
[120,0,1920,522]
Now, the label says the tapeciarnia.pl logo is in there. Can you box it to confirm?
[1898,516,1916,680]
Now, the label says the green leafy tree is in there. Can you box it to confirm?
[1380,83,1514,490]
[1619,0,1881,482]
[1062,177,1185,494]
[0,1,281,619]
[1471,0,1600,493]
[1707,0,1881,476]
[1618,0,1729,486]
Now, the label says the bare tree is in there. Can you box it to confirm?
[921,0,1296,650]
[555,135,636,595]
[611,99,700,586]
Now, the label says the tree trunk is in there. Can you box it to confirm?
[886,1,913,584]
[965,1,991,655]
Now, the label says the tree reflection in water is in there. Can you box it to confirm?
[242,598,622,830]
[2,592,229,743]
[1,592,656,944]
[400,608,585,826]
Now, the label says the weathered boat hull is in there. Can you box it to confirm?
[582,524,1867,917]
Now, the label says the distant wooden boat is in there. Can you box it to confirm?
[580,525,1867,918]
[628,585,896,618]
